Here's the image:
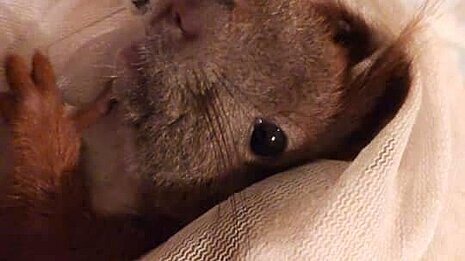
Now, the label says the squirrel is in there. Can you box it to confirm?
[0,0,416,259]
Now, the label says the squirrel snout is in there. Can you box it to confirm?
[169,0,202,39]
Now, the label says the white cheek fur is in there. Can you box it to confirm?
[83,107,142,217]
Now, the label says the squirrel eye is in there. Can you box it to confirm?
[132,0,149,9]
[250,119,288,157]
[333,20,353,45]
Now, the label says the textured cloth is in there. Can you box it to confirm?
[143,27,465,260]
[1,1,465,260]
[0,0,144,104]
[140,2,465,260]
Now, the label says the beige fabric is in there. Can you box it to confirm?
[1,0,464,260]
[143,2,465,260]
[0,0,144,104]
[143,30,465,260]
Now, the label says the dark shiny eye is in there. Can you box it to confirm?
[250,119,288,157]
[132,0,149,9]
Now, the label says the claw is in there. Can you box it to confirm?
[32,51,57,94]
[4,54,35,98]
[72,80,116,131]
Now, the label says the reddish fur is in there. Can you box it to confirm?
[0,52,149,260]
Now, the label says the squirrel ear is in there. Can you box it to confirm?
[312,2,423,160]
[315,2,378,65]
[332,30,414,160]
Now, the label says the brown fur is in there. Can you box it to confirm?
[0,0,419,259]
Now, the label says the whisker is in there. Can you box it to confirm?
[203,72,236,172]
[212,69,265,118]
[90,64,118,69]
[186,69,234,226]
[45,6,128,50]
[211,73,241,159]
[101,75,120,80]
[202,82,232,174]
[209,70,254,249]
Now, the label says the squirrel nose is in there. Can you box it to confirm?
[169,0,202,39]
